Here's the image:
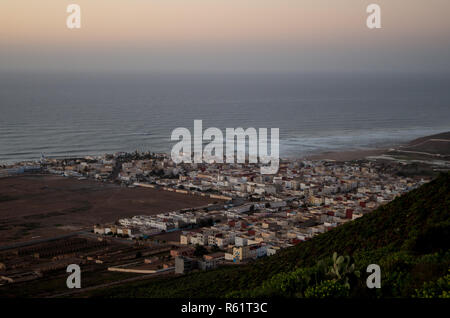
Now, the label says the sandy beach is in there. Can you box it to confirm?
[304,148,388,161]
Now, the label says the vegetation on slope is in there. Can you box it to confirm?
[87,173,450,298]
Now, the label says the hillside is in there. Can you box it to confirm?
[388,131,450,158]
[407,132,450,148]
[86,173,450,298]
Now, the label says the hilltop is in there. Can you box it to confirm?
[85,172,450,298]
[305,131,450,162]
[408,132,450,146]
[402,132,450,156]
[386,131,450,160]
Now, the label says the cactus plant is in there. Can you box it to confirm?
[328,252,360,288]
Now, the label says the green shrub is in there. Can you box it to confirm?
[304,280,349,298]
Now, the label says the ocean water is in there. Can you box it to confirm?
[0,72,449,164]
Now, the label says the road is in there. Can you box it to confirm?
[0,231,88,251]
[48,269,174,298]
[0,229,140,251]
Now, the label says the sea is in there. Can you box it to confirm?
[1,72,449,164]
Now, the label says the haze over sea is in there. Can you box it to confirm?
[1,72,449,164]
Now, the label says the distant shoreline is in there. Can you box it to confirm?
[0,147,391,166]
[304,148,388,161]
[2,131,449,166]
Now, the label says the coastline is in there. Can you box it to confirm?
[2,130,449,166]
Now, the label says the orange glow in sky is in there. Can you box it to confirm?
[1,0,449,73]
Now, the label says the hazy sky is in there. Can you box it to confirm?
[1,0,449,73]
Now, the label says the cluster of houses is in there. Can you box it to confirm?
[45,157,115,180]
[117,209,224,233]
[93,224,133,237]
[1,151,429,274]
[78,152,429,272]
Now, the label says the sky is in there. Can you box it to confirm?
[0,0,449,73]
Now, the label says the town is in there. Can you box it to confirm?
[0,151,430,282]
